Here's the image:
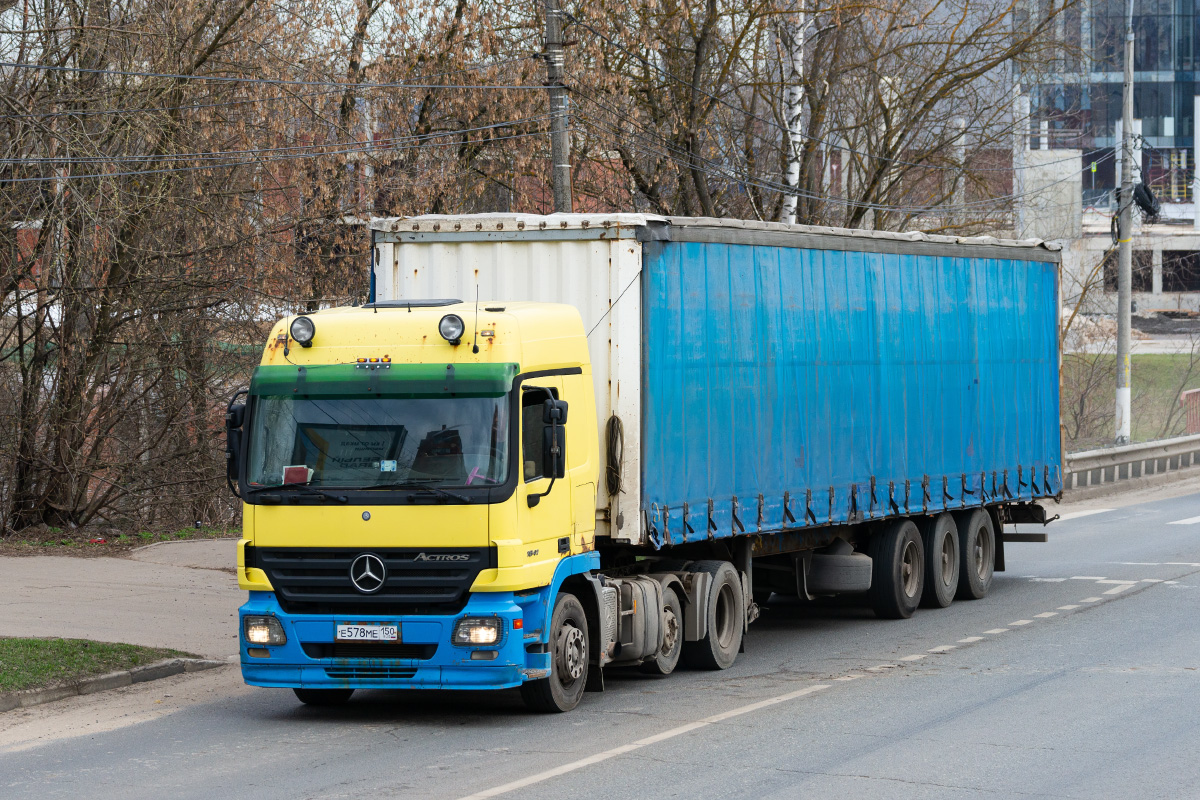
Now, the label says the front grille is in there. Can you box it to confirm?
[325,666,417,680]
[254,547,495,615]
[302,642,437,660]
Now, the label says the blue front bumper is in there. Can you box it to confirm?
[239,590,552,691]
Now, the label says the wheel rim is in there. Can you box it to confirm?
[714,582,736,648]
[940,531,956,586]
[900,539,920,597]
[973,525,993,581]
[661,604,679,656]
[556,623,586,684]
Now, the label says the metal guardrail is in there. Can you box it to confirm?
[1064,433,1200,491]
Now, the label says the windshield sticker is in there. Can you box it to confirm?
[379,460,398,473]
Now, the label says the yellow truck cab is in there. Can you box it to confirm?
[230,299,604,711]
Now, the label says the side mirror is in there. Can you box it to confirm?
[225,403,245,483]
[542,426,566,480]
[542,398,568,424]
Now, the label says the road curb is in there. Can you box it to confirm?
[0,658,230,713]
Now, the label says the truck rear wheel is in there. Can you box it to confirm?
[640,586,683,675]
[953,509,995,600]
[521,592,589,713]
[682,561,744,670]
[920,513,959,608]
[869,520,924,619]
[293,688,354,706]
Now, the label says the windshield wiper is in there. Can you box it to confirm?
[245,485,349,503]
[359,480,471,503]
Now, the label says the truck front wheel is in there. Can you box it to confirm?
[521,592,589,713]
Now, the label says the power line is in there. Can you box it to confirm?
[0,121,553,183]
[0,61,546,91]
[566,14,1089,176]
[575,104,1112,215]
[0,55,537,120]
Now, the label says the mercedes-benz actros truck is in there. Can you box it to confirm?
[227,214,1061,712]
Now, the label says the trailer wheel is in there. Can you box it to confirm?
[293,688,354,706]
[521,593,589,713]
[640,587,684,675]
[869,520,924,619]
[953,509,995,600]
[682,561,744,670]
[919,513,960,608]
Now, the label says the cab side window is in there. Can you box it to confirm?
[522,387,562,482]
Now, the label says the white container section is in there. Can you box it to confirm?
[369,214,652,544]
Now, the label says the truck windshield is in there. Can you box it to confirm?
[245,395,509,489]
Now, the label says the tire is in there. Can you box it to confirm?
[520,593,589,713]
[293,688,354,706]
[805,552,873,594]
[868,519,924,619]
[953,509,995,600]
[639,587,683,675]
[919,513,960,608]
[681,560,744,670]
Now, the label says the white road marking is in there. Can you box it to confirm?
[899,654,926,661]
[834,675,862,681]
[1034,612,1058,618]
[1165,562,1200,567]
[1098,579,1137,584]
[1029,578,1067,582]
[1103,584,1134,595]
[1167,516,1200,525]
[867,665,898,671]
[1142,578,1165,583]
[1081,597,1103,602]
[1117,562,1160,565]
[958,636,984,643]
[1072,576,1107,580]
[1165,581,1180,585]
[927,645,957,653]
[455,684,831,799]
[1055,508,1113,521]
[1058,605,1081,610]
[984,628,1010,634]
[1010,620,1033,626]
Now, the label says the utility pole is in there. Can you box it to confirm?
[1115,0,1134,444]
[544,0,572,213]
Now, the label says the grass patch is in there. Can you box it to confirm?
[0,525,237,555]
[1063,351,1200,450]
[0,637,193,693]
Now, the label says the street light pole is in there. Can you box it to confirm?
[1115,0,1134,444]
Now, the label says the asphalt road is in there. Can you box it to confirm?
[3,489,1199,800]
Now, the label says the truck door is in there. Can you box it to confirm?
[517,379,574,557]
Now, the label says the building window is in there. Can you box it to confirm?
[1162,251,1200,292]
[1103,249,1153,292]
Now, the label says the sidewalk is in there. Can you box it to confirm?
[0,540,241,659]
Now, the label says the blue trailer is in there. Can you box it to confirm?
[241,213,1062,710]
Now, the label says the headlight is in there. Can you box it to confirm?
[438,314,465,345]
[290,316,315,347]
[244,615,287,645]
[452,616,502,646]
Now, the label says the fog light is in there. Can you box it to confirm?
[438,314,465,345]
[290,316,315,347]
[244,615,287,645]
[452,616,501,646]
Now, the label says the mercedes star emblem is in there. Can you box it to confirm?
[350,553,386,594]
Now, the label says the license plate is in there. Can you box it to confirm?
[336,624,399,642]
